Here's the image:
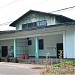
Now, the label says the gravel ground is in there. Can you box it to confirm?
[0,62,45,75]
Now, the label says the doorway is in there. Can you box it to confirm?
[2,46,8,57]
[57,43,63,58]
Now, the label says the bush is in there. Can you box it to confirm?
[14,57,18,63]
[5,55,10,62]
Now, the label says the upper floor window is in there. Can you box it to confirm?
[22,24,28,30]
[22,20,47,30]
[28,23,33,27]
[37,20,47,27]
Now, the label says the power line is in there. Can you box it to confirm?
[0,1,75,26]
[0,0,48,10]
[0,21,13,26]
[0,0,49,26]
[0,0,20,9]
[0,5,75,26]
[0,0,49,19]
[51,5,75,13]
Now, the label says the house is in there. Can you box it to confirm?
[0,10,75,59]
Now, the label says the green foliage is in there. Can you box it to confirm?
[58,50,63,59]
[43,59,75,75]
[53,60,75,67]
[46,53,50,59]
[45,52,50,69]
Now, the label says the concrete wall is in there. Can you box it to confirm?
[0,26,65,40]
[0,39,13,56]
[16,34,63,57]
[16,38,28,57]
[74,26,75,58]
[16,12,58,30]
[0,39,28,57]
[0,34,63,57]
[0,25,75,58]
[63,25,75,58]
[28,34,63,57]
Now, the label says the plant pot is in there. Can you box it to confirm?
[25,54,29,59]
[21,54,25,59]
[5,56,10,62]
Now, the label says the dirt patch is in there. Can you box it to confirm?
[31,67,44,69]
[41,64,75,75]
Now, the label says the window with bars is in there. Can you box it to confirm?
[22,20,47,30]
[37,20,47,27]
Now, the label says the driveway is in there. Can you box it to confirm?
[0,62,45,75]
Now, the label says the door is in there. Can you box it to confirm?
[2,46,8,57]
[57,43,63,58]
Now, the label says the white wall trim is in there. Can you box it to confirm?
[63,31,66,58]
[0,30,65,41]
[74,26,75,58]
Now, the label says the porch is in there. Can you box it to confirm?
[0,34,63,59]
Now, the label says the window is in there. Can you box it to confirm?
[39,20,47,26]
[37,20,47,27]
[22,24,28,29]
[22,20,47,30]
[33,22,37,27]
[38,39,44,50]
[37,21,40,26]
[28,40,32,45]
[28,23,33,27]
[22,22,35,29]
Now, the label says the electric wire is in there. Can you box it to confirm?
[51,5,75,13]
[0,21,13,26]
[0,0,20,9]
[0,0,49,19]
[0,0,49,26]
[0,0,75,26]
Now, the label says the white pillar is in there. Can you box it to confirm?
[63,31,66,58]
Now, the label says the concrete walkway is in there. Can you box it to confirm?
[0,62,45,75]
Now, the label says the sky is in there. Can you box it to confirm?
[0,0,75,31]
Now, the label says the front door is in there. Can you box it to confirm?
[57,43,63,58]
[2,46,8,57]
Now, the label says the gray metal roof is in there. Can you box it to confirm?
[9,10,75,27]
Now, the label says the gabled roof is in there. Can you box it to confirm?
[10,10,75,27]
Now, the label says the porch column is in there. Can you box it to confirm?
[14,38,17,58]
[35,37,39,59]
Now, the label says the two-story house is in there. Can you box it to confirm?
[0,10,75,59]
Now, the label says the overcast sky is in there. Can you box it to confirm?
[0,0,75,31]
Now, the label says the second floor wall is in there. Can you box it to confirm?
[16,12,61,30]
